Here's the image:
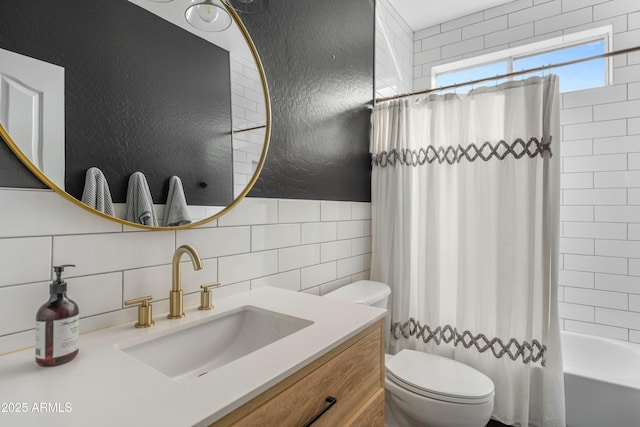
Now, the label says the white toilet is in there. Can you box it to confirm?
[324,280,495,427]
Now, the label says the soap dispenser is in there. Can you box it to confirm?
[35,264,79,367]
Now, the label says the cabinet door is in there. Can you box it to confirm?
[344,388,385,427]
[226,323,383,427]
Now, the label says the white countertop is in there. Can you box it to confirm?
[0,287,385,427]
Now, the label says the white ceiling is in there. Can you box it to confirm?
[387,0,517,31]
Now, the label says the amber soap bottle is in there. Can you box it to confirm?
[35,264,79,367]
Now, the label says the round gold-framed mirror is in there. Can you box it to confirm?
[0,0,270,230]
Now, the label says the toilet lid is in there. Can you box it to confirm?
[386,349,494,404]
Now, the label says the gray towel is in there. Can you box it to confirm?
[164,176,192,227]
[125,172,158,226]
[81,167,115,216]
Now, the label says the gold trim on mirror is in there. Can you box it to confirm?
[0,0,270,231]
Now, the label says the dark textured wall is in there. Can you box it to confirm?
[0,142,46,189]
[0,0,375,205]
[244,0,374,201]
[0,0,233,205]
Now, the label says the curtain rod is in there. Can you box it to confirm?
[375,45,640,104]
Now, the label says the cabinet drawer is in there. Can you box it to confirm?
[218,321,383,427]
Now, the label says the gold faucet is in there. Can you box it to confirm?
[168,245,203,319]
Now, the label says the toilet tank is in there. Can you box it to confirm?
[323,280,390,309]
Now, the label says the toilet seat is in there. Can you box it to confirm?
[386,349,494,405]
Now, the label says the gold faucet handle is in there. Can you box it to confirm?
[124,295,155,328]
[198,282,220,311]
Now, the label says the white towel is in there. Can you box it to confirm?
[125,172,158,226]
[81,167,115,216]
[164,176,192,227]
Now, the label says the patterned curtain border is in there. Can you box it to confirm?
[391,318,547,366]
[372,136,552,167]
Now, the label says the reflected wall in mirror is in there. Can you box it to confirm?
[0,0,269,229]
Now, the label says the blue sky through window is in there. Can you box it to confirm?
[436,61,508,93]
[514,41,605,92]
[436,40,606,94]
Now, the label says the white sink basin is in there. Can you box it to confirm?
[117,305,313,382]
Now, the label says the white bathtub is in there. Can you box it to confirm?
[561,330,640,427]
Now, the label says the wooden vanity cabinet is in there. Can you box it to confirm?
[211,320,385,427]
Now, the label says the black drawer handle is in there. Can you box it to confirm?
[302,396,337,427]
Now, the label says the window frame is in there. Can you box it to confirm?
[430,26,613,92]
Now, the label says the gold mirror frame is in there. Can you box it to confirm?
[0,0,271,231]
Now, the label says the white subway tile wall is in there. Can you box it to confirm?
[411,0,640,342]
[230,53,267,198]
[0,195,371,354]
[375,0,413,98]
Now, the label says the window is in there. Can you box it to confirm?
[436,61,508,93]
[432,27,611,94]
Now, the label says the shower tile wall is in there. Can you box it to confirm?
[375,0,414,98]
[0,193,371,354]
[410,0,640,343]
[230,53,266,198]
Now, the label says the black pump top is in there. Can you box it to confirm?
[51,264,75,294]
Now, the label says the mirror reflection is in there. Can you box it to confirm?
[0,0,268,228]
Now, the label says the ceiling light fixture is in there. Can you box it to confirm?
[185,0,232,32]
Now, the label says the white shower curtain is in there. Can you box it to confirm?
[371,75,565,427]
